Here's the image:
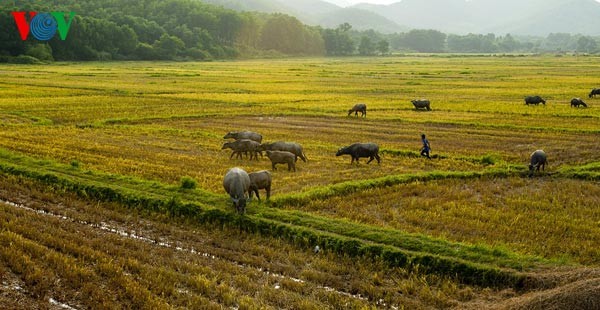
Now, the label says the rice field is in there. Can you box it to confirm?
[0,55,599,308]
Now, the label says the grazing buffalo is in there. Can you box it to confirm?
[411,99,431,111]
[348,103,367,117]
[248,170,272,201]
[570,98,588,108]
[528,150,548,177]
[223,167,251,214]
[589,88,600,98]
[266,150,296,172]
[260,141,307,162]
[222,139,262,160]
[336,143,381,164]
[223,131,262,143]
[525,96,546,105]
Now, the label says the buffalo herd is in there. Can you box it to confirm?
[523,86,597,107]
[223,87,598,212]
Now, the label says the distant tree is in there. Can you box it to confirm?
[403,29,446,53]
[358,36,375,56]
[338,22,352,33]
[261,14,299,54]
[235,13,262,50]
[542,33,576,52]
[499,34,519,52]
[259,14,324,55]
[577,36,598,53]
[321,23,355,56]
[25,44,54,61]
[153,34,185,59]
[376,40,389,55]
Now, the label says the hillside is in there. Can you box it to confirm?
[204,0,408,33]
[355,0,600,35]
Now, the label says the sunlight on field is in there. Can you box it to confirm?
[0,55,599,308]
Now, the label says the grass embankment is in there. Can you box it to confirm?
[0,146,586,289]
[5,175,471,309]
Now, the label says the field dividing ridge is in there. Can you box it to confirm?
[1,56,600,308]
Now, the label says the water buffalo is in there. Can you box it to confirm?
[571,98,588,108]
[525,96,546,105]
[222,139,262,160]
[411,99,431,111]
[336,143,381,164]
[528,150,548,177]
[223,167,251,213]
[248,170,272,201]
[589,88,600,98]
[348,103,367,117]
[223,131,262,143]
[260,141,307,162]
[266,150,296,171]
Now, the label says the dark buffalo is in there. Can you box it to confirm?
[222,139,261,160]
[589,88,600,98]
[525,96,546,105]
[260,141,307,162]
[348,103,367,117]
[411,99,431,111]
[223,131,262,143]
[223,167,251,214]
[265,150,296,172]
[248,170,272,201]
[336,143,381,164]
[528,150,548,177]
[570,98,588,108]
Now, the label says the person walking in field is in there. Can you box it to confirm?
[420,134,431,159]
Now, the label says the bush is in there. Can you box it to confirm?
[10,55,44,64]
[25,44,54,62]
[180,176,197,190]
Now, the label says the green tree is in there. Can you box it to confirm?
[403,29,446,53]
[499,34,519,52]
[25,44,54,61]
[376,40,389,55]
[153,34,185,59]
[577,36,598,53]
[358,36,375,56]
[321,24,355,56]
[259,14,323,55]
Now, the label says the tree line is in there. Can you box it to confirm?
[1,0,599,63]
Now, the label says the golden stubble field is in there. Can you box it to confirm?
[0,55,599,309]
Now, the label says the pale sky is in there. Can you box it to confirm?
[324,0,600,6]
[324,0,399,6]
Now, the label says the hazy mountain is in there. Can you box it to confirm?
[354,0,600,35]
[202,0,408,33]
[316,7,407,33]
[321,0,353,7]
[202,0,291,14]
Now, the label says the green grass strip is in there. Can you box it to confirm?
[0,147,583,289]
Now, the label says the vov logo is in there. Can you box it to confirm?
[12,12,76,41]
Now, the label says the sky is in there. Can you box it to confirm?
[323,0,400,6]
[323,0,600,6]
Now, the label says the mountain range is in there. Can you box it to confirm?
[201,0,600,36]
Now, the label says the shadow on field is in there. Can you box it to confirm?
[460,267,600,310]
